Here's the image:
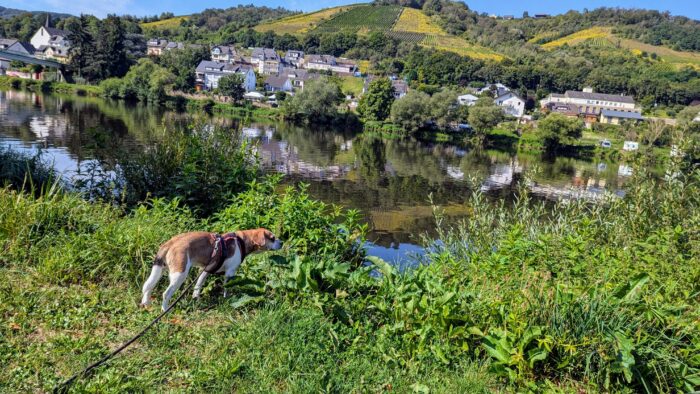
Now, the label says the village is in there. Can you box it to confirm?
[1,17,673,135]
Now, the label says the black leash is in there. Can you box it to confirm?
[53,272,205,393]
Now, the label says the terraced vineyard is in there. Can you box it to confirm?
[385,31,425,43]
[541,27,611,49]
[421,34,504,61]
[314,5,402,34]
[254,5,357,35]
[540,26,700,69]
[392,7,445,35]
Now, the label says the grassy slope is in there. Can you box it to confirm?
[540,27,700,69]
[254,5,359,35]
[0,267,493,392]
[257,5,504,61]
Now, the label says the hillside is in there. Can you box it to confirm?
[255,4,503,61]
[0,6,72,19]
[254,5,358,35]
[539,26,700,69]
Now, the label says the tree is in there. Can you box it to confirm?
[282,77,344,123]
[100,58,174,103]
[468,102,504,139]
[358,78,395,121]
[157,46,210,91]
[217,74,246,103]
[274,91,287,102]
[537,113,584,152]
[67,15,94,78]
[430,88,467,130]
[85,15,129,81]
[390,91,431,133]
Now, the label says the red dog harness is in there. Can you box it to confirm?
[205,232,247,274]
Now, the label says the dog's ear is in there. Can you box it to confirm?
[252,229,267,247]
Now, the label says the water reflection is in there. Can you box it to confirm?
[1,89,636,259]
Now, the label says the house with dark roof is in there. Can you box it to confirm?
[279,68,319,90]
[147,39,169,56]
[284,50,305,68]
[0,38,18,50]
[250,48,281,75]
[545,102,580,118]
[195,60,256,92]
[363,76,409,99]
[6,41,35,56]
[211,45,239,63]
[600,109,644,124]
[264,74,293,92]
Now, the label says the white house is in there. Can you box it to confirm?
[195,60,256,92]
[30,16,70,61]
[457,93,479,106]
[494,91,525,118]
[540,87,637,115]
[304,54,357,74]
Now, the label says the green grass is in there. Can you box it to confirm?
[1,139,699,392]
[338,75,364,97]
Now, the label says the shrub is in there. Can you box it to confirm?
[0,147,57,193]
[81,123,261,215]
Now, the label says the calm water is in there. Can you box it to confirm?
[0,89,634,263]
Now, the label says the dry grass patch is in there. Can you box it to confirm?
[393,7,446,35]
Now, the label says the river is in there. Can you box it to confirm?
[0,89,634,263]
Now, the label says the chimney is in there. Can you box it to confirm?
[583,86,593,93]
[45,13,50,28]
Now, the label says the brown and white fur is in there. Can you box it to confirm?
[140,228,282,311]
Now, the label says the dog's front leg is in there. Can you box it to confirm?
[222,262,242,298]
[192,271,209,299]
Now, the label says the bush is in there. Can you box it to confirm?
[0,147,57,193]
[99,78,124,99]
[81,123,260,215]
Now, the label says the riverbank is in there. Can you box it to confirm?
[1,143,698,392]
[0,75,281,121]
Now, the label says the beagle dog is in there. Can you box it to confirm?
[140,228,282,311]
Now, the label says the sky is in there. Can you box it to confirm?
[8,0,700,20]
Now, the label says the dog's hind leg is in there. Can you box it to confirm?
[141,265,163,306]
[162,257,191,312]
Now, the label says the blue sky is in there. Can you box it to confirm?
[10,0,700,20]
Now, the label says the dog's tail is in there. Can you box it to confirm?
[153,247,167,267]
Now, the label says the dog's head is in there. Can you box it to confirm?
[246,228,283,252]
